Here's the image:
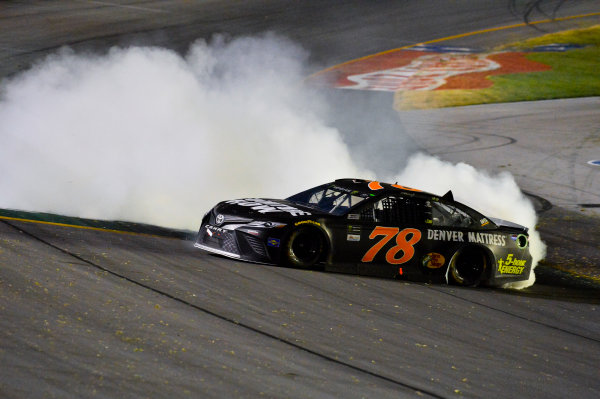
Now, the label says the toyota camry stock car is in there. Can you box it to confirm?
[195,179,532,287]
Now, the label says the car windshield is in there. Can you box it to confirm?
[287,184,368,215]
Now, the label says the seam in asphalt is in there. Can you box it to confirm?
[2,219,447,399]
[426,286,600,344]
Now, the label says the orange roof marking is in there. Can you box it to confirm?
[392,184,422,192]
[368,181,384,190]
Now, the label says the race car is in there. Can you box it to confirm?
[195,179,532,287]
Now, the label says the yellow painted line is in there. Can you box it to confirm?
[0,214,170,238]
[310,12,600,78]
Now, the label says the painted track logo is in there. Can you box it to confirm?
[311,45,551,92]
[344,53,500,92]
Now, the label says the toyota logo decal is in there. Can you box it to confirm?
[215,214,225,225]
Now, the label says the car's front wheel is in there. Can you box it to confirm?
[284,227,325,268]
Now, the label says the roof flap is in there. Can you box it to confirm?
[442,190,454,202]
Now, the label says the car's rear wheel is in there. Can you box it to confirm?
[284,227,325,269]
[448,248,487,287]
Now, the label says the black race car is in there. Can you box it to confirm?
[195,179,532,287]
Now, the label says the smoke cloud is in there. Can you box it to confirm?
[0,34,543,287]
[0,35,368,229]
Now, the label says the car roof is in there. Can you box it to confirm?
[332,178,451,201]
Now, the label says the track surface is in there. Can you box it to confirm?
[2,219,599,399]
[1,1,600,398]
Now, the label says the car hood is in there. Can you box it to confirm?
[215,198,327,220]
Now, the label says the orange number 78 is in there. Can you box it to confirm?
[361,227,422,265]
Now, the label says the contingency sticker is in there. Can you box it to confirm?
[422,252,445,269]
[347,234,361,242]
[497,254,527,275]
[347,225,361,242]
[267,238,281,248]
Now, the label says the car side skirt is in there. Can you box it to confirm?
[194,243,241,259]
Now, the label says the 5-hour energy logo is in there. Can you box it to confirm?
[497,254,527,275]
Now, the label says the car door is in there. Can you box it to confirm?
[353,195,429,278]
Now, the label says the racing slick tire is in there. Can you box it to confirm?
[448,247,487,287]
[284,227,325,269]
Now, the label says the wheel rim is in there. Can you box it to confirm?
[291,232,321,263]
[288,229,323,267]
[451,250,486,286]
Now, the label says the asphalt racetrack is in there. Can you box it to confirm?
[1,1,600,398]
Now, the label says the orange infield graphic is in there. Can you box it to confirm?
[311,47,551,92]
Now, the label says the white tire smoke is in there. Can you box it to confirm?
[0,35,367,229]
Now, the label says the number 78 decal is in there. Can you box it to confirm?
[362,226,422,264]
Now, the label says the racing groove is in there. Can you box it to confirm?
[1,220,598,398]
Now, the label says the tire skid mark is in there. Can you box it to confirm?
[432,133,517,155]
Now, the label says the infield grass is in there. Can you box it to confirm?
[396,24,600,109]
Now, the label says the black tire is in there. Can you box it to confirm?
[448,248,487,287]
[284,227,324,268]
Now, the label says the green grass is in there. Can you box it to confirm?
[505,25,600,48]
[490,32,600,100]
[396,24,600,109]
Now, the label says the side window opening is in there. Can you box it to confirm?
[431,201,475,228]
[360,196,428,225]
[298,186,366,215]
